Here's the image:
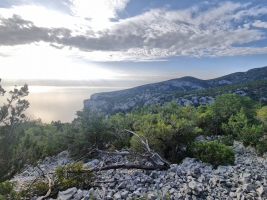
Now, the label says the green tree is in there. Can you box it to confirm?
[222,109,249,137]
[0,79,29,180]
[107,113,136,149]
[68,109,115,156]
[257,106,267,127]
[210,94,255,134]
[222,109,264,147]
[130,103,202,162]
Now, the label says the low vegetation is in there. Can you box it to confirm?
[190,141,235,166]
[0,81,267,198]
[0,181,20,200]
[55,162,93,191]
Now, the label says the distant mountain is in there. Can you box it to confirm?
[208,66,267,86]
[84,66,267,114]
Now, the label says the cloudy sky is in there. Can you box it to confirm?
[1,0,267,82]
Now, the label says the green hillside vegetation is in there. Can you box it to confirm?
[177,80,267,102]
[83,67,267,114]
[0,81,267,198]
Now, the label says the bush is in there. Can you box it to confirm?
[20,180,50,198]
[55,162,93,190]
[130,104,202,162]
[0,181,20,199]
[222,109,249,138]
[256,138,267,155]
[0,181,15,195]
[69,110,115,156]
[238,125,264,147]
[18,162,94,199]
[257,106,267,127]
[0,83,29,180]
[210,94,255,134]
[219,135,234,146]
[196,106,214,135]
[222,109,264,148]
[191,141,235,166]
[32,181,50,196]
[107,113,135,149]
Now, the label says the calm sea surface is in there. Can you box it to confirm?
[21,86,126,123]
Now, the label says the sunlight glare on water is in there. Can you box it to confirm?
[23,86,125,123]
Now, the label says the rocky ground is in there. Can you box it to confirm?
[11,151,72,192]
[12,142,267,200]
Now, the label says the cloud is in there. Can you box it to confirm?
[0,52,9,57]
[0,4,88,30]
[70,0,129,19]
[0,1,267,61]
[69,0,129,30]
[56,2,267,60]
[253,20,267,29]
[0,15,71,46]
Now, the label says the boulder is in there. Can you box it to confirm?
[57,187,77,200]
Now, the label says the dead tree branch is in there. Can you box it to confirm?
[36,175,52,200]
[124,129,170,167]
[93,163,167,171]
[80,130,171,172]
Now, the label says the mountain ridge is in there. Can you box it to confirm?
[84,66,267,114]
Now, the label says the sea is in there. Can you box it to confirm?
[19,86,125,123]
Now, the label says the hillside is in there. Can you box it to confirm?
[84,66,267,114]
[1,68,267,199]
[10,142,267,200]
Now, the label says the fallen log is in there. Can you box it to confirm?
[68,162,168,173]
[93,163,168,171]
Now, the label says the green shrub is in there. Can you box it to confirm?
[222,109,249,138]
[55,162,93,190]
[191,141,235,166]
[222,109,264,148]
[0,181,15,195]
[19,162,94,199]
[69,110,115,156]
[238,125,264,147]
[219,135,234,146]
[196,106,214,135]
[0,181,20,199]
[211,94,255,134]
[32,181,50,196]
[257,106,267,127]
[256,138,267,155]
[107,113,135,149]
[130,113,201,162]
[19,180,50,198]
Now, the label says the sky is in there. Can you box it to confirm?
[1,0,267,83]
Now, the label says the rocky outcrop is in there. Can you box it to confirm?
[75,142,267,200]
[21,142,266,200]
[84,77,209,114]
[57,188,78,200]
[11,151,72,192]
